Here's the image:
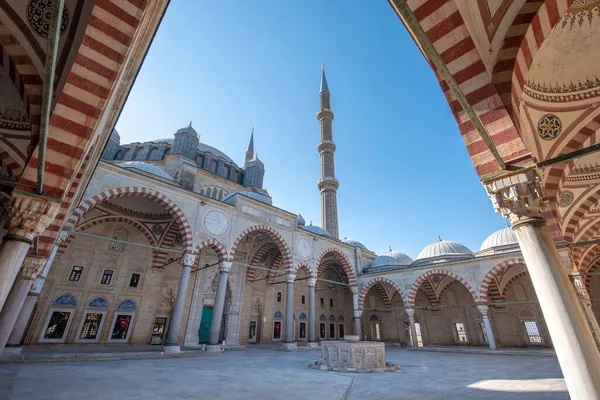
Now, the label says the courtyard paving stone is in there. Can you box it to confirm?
[0,347,567,399]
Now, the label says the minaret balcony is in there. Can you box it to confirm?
[317,141,336,153]
[316,109,334,121]
[318,178,339,191]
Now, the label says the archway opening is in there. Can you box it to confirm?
[361,281,407,344]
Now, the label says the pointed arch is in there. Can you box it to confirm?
[316,247,356,286]
[229,224,292,271]
[195,238,227,262]
[358,277,405,311]
[408,269,478,308]
[293,262,314,277]
[64,187,193,254]
[479,258,527,303]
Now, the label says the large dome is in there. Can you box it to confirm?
[117,162,175,181]
[371,251,413,268]
[301,224,333,237]
[416,239,473,261]
[342,238,368,250]
[480,227,518,252]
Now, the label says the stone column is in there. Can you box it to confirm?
[486,170,600,399]
[164,253,196,353]
[207,261,232,351]
[0,256,47,355]
[351,286,362,339]
[307,278,317,347]
[0,193,59,312]
[406,308,419,347]
[283,273,296,351]
[6,239,65,353]
[477,305,496,350]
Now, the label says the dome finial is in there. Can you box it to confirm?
[389,245,392,252]
[321,62,324,71]
[438,235,442,241]
[189,120,192,127]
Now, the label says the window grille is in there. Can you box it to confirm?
[101,270,114,285]
[513,283,527,302]
[453,322,468,342]
[129,273,140,288]
[110,229,128,251]
[44,311,70,339]
[523,321,542,343]
[69,266,83,282]
[80,313,102,339]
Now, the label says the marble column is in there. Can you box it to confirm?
[164,254,196,352]
[6,240,63,352]
[207,261,232,351]
[0,193,59,312]
[307,278,317,347]
[351,286,362,339]
[486,170,600,399]
[406,308,418,347]
[0,256,47,355]
[477,305,496,350]
[283,273,296,350]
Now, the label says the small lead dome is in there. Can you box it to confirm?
[371,250,413,268]
[479,226,519,254]
[176,122,198,137]
[415,238,473,265]
[342,238,368,250]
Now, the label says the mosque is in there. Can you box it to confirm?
[0,1,599,399]
[8,67,557,353]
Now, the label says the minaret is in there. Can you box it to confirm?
[317,63,339,238]
[245,126,254,164]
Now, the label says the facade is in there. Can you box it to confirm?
[15,68,563,355]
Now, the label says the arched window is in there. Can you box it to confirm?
[513,283,527,302]
[206,188,212,198]
[218,189,223,200]
[115,150,124,160]
[133,147,143,160]
[209,160,218,174]
[110,229,128,251]
[199,189,205,195]
[196,155,204,168]
[222,165,229,179]
[148,147,158,160]
[232,171,237,183]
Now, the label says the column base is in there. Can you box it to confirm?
[2,345,22,358]
[282,342,297,351]
[162,344,180,354]
[205,344,223,353]
[307,342,319,349]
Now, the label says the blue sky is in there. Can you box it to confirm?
[115,0,507,258]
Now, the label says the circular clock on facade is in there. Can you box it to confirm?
[297,237,312,259]
[203,209,229,236]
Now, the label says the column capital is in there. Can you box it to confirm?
[350,285,359,295]
[286,273,296,283]
[182,253,197,267]
[57,230,69,243]
[7,192,60,240]
[19,256,47,280]
[219,261,233,272]
[477,304,489,315]
[405,308,415,317]
[308,278,317,287]
[484,169,548,224]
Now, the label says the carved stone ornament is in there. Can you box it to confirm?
[484,170,549,224]
[8,193,60,240]
[286,273,296,283]
[405,308,415,317]
[537,114,562,140]
[477,304,489,315]
[182,254,197,266]
[558,190,575,207]
[27,0,69,38]
[308,277,317,287]
[19,256,47,280]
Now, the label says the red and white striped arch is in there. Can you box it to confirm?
[511,0,575,125]
[407,269,478,308]
[229,224,293,272]
[293,262,314,277]
[64,187,193,254]
[396,0,530,177]
[316,247,357,287]
[358,276,405,310]
[195,238,227,262]
[479,258,527,303]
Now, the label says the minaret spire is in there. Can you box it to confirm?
[317,64,339,238]
[245,126,255,165]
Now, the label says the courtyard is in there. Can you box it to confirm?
[0,347,567,399]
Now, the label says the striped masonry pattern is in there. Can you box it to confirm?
[152,221,181,270]
[402,0,530,177]
[510,0,574,126]
[407,268,478,308]
[491,1,544,117]
[229,224,293,273]
[65,186,193,254]
[195,238,227,262]
[500,271,531,299]
[0,21,43,176]
[316,247,357,287]
[292,262,314,277]
[419,278,441,307]
[13,0,152,256]
[358,276,405,310]
[563,187,600,241]
[479,258,526,303]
